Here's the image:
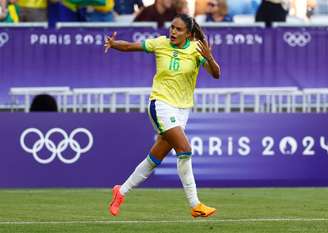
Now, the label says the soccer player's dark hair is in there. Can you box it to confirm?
[191,19,206,43]
[175,14,206,43]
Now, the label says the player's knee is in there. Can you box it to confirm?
[176,151,192,159]
[147,154,162,167]
[175,144,192,159]
[175,144,192,154]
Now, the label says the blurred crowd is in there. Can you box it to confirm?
[0,0,327,27]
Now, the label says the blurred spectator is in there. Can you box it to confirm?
[114,0,143,15]
[227,0,260,17]
[85,0,115,21]
[134,0,176,27]
[0,0,8,21]
[195,0,260,16]
[290,0,317,21]
[17,0,47,22]
[206,0,232,22]
[308,0,318,11]
[142,0,154,6]
[255,0,289,27]
[48,0,82,28]
[315,0,328,14]
[175,0,189,15]
[0,0,19,22]
[195,0,207,15]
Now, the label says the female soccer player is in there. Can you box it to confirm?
[104,14,221,218]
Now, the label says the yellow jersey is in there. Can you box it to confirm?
[17,0,47,9]
[142,36,206,108]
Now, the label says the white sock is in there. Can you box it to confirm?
[177,157,200,208]
[119,156,157,196]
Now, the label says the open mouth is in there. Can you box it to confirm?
[170,35,177,42]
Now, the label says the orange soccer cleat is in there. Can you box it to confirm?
[191,203,216,218]
[109,185,125,216]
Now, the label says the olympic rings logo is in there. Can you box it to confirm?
[20,128,93,164]
[283,32,311,47]
[0,32,9,48]
[132,32,161,42]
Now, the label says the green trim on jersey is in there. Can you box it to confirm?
[200,57,206,66]
[170,39,190,49]
[141,41,150,53]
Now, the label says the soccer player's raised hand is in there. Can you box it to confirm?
[104,32,117,53]
[196,40,212,61]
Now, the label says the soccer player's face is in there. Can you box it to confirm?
[169,18,191,48]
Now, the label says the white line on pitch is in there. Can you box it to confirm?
[0,218,328,225]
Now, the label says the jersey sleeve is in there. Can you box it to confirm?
[196,52,206,67]
[199,56,206,66]
[141,36,165,53]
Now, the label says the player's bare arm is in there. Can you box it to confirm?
[104,32,144,53]
[196,40,221,80]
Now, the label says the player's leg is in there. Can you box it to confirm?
[110,100,176,216]
[162,126,198,206]
[109,135,172,216]
[119,135,172,195]
[162,126,216,218]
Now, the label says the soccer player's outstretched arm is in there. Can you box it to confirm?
[104,32,144,53]
[196,40,221,80]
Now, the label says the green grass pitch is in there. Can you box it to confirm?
[0,188,327,233]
